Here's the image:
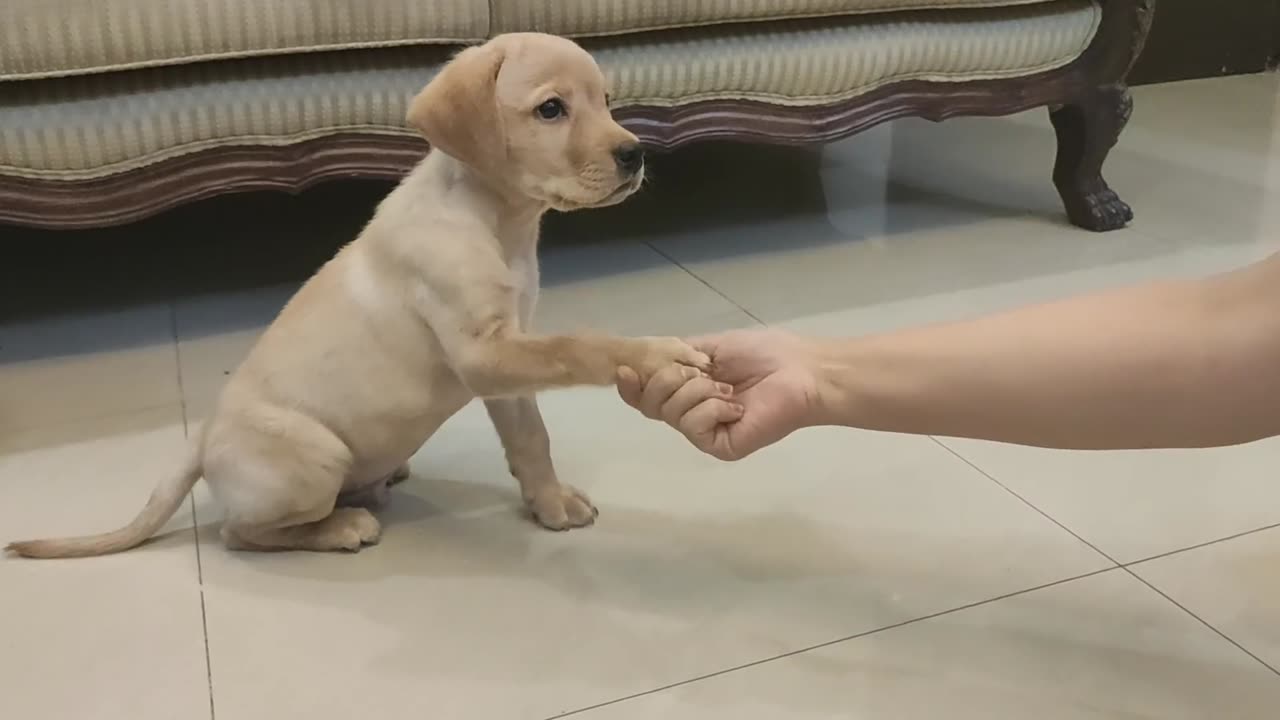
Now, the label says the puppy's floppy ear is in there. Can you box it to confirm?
[407,42,507,171]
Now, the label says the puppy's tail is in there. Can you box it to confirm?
[6,445,203,559]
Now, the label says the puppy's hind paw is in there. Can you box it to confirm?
[316,507,384,552]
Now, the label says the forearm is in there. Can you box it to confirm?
[814,254,1280,449]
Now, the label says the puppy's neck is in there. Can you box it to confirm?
[420,151,546,255]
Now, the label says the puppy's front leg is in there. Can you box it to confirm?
[413,258,710,396]
[457,332,708,397]
[485,396,596,530]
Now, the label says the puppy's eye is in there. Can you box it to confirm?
[535,98,566,120]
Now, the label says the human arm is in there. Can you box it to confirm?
[821,252,1280,449]
[619,252,1280,457]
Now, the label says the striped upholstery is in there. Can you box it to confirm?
[591,1,1099,106]
[0,1,1100,179]
[0,0,486,80]
[491,0,1055,36]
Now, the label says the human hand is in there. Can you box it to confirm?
[616,329,823,461]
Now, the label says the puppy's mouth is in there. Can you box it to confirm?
[594,174,644,207]
[549,174,643,211]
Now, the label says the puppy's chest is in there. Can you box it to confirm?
[336,354,469,461]
[361,324,466,413]
[507,253,540,314]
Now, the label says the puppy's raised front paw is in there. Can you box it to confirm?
[630,336,712,379]
[527,483,598,531]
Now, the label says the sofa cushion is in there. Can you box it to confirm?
[0,0,486,80]
[591,0,1099,106]
[491,0,1056,36]
[0,1,1099,179]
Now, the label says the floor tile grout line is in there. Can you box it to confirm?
[190,498,216,720]
[932,437,1280,679]
[931,440,1280,572]
[929,437,1124,567]
[546,566,1117,720]
[643,241,768,327]
[170,302,217,720]
[1121,565,1280,676]
[1120,520,1280,568]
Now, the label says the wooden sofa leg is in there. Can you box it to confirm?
[1049,84,1134,232]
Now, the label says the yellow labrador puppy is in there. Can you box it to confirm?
[8,33,709,558]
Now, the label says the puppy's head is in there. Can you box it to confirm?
[407,33,643,211]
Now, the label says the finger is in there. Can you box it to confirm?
[638,364,696,420]
[680,398,745,436]
[615,366,643,410]
[676,399,745,454]
[660,376,735,427]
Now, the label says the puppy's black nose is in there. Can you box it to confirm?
[613,143,644,175]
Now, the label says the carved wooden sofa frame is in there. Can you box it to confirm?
[0,1,1154,232]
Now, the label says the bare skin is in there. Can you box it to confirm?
[619,252,1280,459]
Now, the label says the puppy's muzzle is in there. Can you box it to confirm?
[613,143,645,177]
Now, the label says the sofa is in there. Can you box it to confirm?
[0,0,1154,231]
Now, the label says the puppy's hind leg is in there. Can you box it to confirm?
[225,508,383,553]
[486,396,597,530]
[335,461,412,510]
[206,414,382,553]
[387,463,411,485]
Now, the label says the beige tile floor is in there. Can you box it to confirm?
[2,73,1278,719]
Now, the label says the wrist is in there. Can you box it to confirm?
[806,338,859,428]
[809,335,899,431]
